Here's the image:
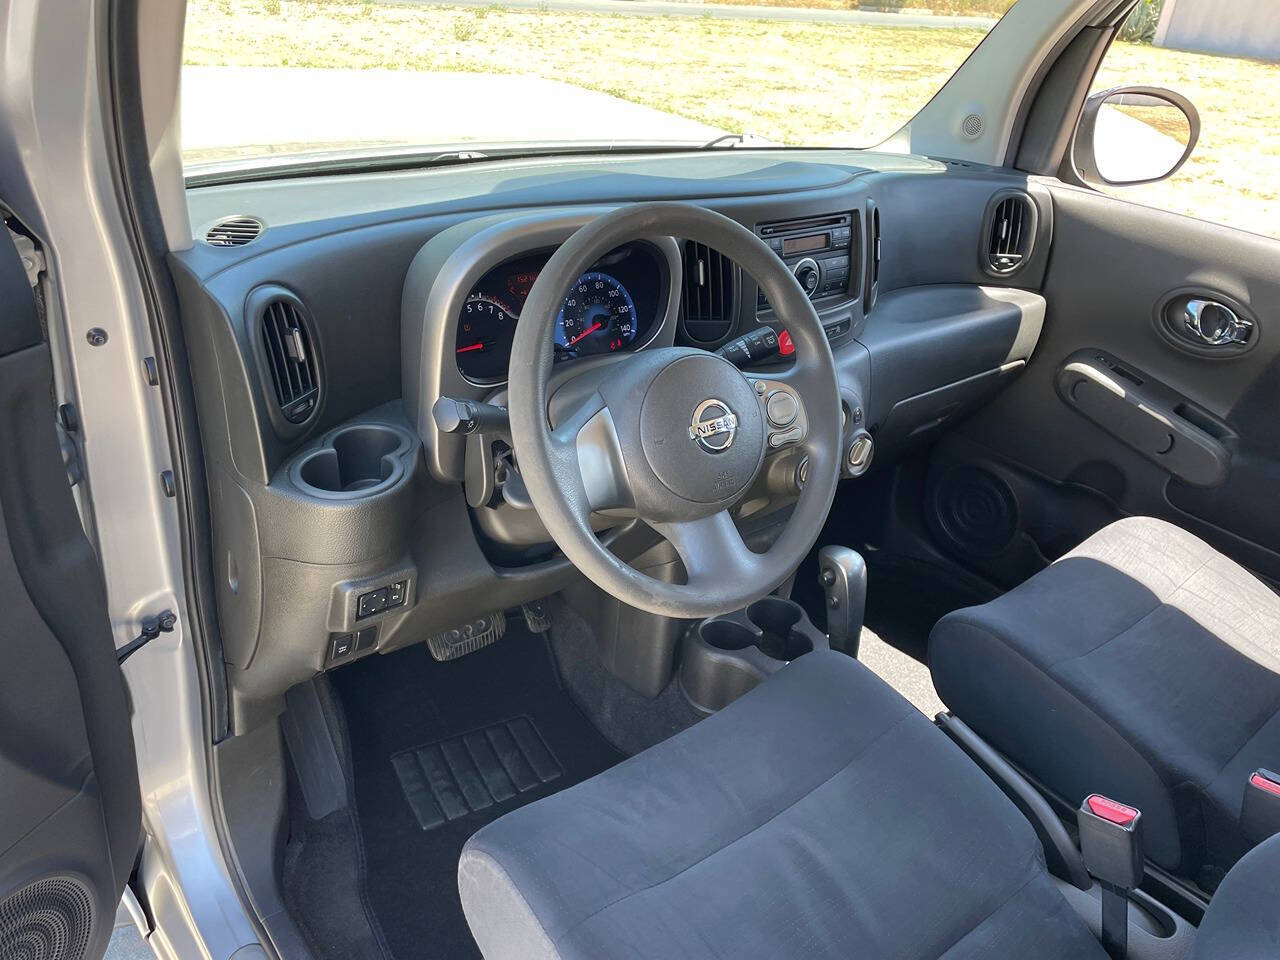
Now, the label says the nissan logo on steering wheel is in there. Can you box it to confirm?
[689,398,738,453]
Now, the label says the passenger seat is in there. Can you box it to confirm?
[929,516,1280,890]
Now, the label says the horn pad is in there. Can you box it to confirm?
[637,354,764,505]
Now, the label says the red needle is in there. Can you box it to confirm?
[567,321,604,347]
[456,342,485,354]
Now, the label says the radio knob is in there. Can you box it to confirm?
[792,257,821,298]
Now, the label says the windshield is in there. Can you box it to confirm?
[181,0,1014,175]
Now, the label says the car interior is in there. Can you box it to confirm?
[1,0,1279,958]
[173,146,1280,960]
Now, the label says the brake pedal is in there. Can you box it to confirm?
[426,612,506,661]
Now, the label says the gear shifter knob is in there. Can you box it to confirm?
[817,546,867,656]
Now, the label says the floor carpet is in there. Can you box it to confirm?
[329,624,622,960]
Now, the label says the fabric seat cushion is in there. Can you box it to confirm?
[459,650,1106,960]
[930,516,1280,884]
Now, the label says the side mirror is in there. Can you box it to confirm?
[1072,85,1199,187]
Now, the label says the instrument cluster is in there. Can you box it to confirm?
[455,242,665,383]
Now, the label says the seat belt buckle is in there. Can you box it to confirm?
[1078,795,1143,960]
[1241,768,1280,844]
[1078,794,1144,890]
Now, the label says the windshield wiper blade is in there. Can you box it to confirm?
[699,132,775,149]
[428,149,489,162]
[701,133,746,149]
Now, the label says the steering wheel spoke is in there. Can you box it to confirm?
[549,392,633,516]
[651,511,760,589]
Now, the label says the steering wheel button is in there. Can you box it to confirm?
[766,390,798,427]
[769,427,803,448]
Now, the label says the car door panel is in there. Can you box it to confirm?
[928,184,1280,586]
[0,226,140,960]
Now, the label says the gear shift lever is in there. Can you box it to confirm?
[818,546,867,656]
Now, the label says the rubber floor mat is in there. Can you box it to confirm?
[391,716,563,830]
[329,626,621,960]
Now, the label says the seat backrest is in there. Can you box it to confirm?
[1189,833,1280,960]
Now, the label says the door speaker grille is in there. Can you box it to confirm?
[0,877,94,960]
[931,466,1018,557]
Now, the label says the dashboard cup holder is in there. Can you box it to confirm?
[679,597,828,714]
[292,424,411,499]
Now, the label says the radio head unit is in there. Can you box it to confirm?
[755,212,860,308]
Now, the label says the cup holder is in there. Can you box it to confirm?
[745,597,812,661]
[679,597,828,714]
[292,424,409,499]
[700,619,757,652]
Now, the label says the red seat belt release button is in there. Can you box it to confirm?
[1242,769,1280,843]
[1087,795,1139,826]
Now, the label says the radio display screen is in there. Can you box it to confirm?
[782,233,829,256]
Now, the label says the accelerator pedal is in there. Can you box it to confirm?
[521,598,553,634]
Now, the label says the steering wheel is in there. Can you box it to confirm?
[508,202,841,618]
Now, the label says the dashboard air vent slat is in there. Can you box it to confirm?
[259,298,320,424]
[681,241,737,342]
[205,215,264,247]
[986,194,1034,275]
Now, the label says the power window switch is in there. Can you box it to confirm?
[388,580,407,607]
[329,633,355,662]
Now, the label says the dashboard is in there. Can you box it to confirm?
[174,149,1053,723]
[455,241,666,383]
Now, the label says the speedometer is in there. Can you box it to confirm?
[554,272,638,359]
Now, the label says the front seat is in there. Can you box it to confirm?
[930,516,1280,889]
[459,651,1108,960]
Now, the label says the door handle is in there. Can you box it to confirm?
[1184,299,1253,346]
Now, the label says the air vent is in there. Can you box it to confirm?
[680,241,737,342]
[866,201,881,313]
[259,298,320,424]
[205,215,264,247]
[986,193,1034,275]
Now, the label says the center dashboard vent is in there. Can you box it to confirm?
[258,295,321,424]
[985,193,1035,275]
[204,215,264,247]
[680,241,738,342]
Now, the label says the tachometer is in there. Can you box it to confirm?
[456,294,517,382]
[554,272,638,359]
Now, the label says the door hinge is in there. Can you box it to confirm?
[118,609,176,664]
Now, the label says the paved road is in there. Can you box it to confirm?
[388,0,996,28]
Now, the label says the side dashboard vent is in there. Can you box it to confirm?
[204,215,264,247]
[866,201,881,313]
[680,241,738,342]
[985,193,1035,275]
[259,297,320,424]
